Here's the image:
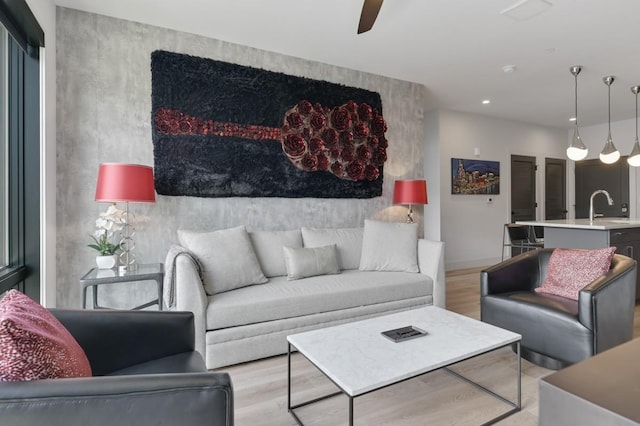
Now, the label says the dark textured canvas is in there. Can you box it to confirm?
[150,50,387,198]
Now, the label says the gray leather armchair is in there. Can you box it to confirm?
[481,249,637,370]
[0,309,234,426]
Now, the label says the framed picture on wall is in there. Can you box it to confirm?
[451,158,500,194]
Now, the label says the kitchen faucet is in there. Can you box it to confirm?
[589,190,614,222]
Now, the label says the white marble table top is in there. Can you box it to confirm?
[287,307,521,396]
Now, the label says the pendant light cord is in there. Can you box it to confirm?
[636,90,638,140]
[608,82,612,136]
[574,73,578,126]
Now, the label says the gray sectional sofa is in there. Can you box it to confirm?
[165,220,445,369]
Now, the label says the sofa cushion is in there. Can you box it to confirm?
[205,270,432,330]
[0,290,92,381]
[535,247,616,300]
[301,227,363,270]
[178,226,268,294]
[249,229,302,277]
[359,220,419,272]
[283,244,340,280]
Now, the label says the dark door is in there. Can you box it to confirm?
[545,158,567,219]
[575,158,629,218]
[511,155,537,222]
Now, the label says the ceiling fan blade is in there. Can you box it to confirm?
[358,0,383,34]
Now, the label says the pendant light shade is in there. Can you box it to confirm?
[628,141,640,166]
[600,137,620,164]
[628,86,640,167]
[567,127,588,161]
[600,76,620,164]
[567,66,588,161]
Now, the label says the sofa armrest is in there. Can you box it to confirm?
[418,239,446,308]
[578,254,637,352]
[51,309,196,376]
[480,250,544,296]
[174,255,209,359]
[0,372,233,426]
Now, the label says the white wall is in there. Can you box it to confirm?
[423,111,441,241]
[434,110,567,270]
[26,0,56,307]
[567,118,639,219]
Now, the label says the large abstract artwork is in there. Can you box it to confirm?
[151,51,388,198]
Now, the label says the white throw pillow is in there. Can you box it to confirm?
[249,230,303,277]
[178,226,268,294]
[359,220,419,273]
[301,227,364,270]
[283,244,340,280]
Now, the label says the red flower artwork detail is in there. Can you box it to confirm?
[280,100,388,181]
[154,99,388,181]
[283,134,307,158]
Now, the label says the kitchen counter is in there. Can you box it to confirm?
[517,218,640,230]
[516,218,640,300]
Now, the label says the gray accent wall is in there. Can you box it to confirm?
[56,7,428,308]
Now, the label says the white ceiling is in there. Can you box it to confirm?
[54,0,640,129]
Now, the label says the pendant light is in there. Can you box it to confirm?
[628,86,640,167]
[567,66,588,161]
[600,76,620,164]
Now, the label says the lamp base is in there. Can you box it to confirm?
[118,201,137,275]
[118,263,138,275]
[405,205,415,223]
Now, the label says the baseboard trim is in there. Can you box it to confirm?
[446,257,501,272]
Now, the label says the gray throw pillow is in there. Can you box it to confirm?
[301,227,364,270]
[178,226,268,294]
[283,244,340,280]
[359,219,419,272]
[249,230,303,277]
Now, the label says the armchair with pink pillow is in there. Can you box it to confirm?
[480,248,636,370]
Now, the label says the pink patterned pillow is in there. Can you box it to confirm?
[535,247,616,301]
[0,290,92,381]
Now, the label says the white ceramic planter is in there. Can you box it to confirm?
[96,255,117,269]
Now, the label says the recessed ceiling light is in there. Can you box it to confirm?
[482,100,491,105]
[569,117,576,122]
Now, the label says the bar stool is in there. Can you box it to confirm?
[502,224,543,261]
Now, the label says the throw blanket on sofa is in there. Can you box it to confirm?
[164,245,203,309]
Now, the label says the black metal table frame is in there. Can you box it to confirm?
[80,263,164,311]
[287,341,521,426]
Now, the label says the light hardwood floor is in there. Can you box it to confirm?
[221,267,640,425]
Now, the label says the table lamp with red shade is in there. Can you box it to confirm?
[95,163,156,273]
[393,180,428,223]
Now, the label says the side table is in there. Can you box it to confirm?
[80,263,164,310]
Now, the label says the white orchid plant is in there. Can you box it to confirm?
[88,204,126,256]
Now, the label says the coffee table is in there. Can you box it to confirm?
[287,306,521,425]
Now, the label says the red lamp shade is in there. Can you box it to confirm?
[95,163,156,203]
[393,180,428,205]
